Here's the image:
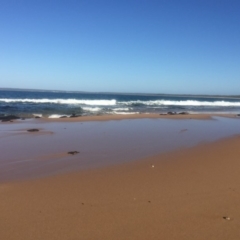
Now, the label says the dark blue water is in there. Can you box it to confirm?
[1,89,240,118]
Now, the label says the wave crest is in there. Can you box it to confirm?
[0,98,116,106]
[119,100,240,107]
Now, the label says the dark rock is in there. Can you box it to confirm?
[0,115,20,122]
[35,116,41,119]
[2,119,13,122]
[178,112,189,115]
[27,129,39,132]
[60,116,68,118]
[1,119,10,122]
[237,114,240,117]
[70,114,81,118]
[167,111,177,115]
[159,113,167,115]
[68,151,79,155]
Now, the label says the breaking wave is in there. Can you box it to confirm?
[1,98,240,107]
[119,100,240,107]
[82,107,102,112]
[0,98,117,106]
[48,114,70,118]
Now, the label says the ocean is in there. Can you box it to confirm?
[1,89,240,118]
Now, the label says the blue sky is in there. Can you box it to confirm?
[0,0,239,94]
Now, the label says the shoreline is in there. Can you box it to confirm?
[1,134,240,239]
[3,112,239,124]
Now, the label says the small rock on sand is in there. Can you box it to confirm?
[27,129,39,132]
[68,151,79,155]
[167,111,177,115]
[70,114,81,118]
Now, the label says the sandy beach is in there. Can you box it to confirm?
[2,0,240,238]
[1,114,240,239]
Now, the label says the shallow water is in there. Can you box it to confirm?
[0,117,240,182]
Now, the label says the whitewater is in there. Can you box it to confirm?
[1,90,240,117]
[1,98,240,107]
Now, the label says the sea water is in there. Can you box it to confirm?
[1,89,240,118]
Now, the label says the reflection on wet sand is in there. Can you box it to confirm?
[1,116,240,182]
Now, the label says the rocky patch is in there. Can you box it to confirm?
[0,115,20,122]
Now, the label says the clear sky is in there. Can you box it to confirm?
[0,0,239,94]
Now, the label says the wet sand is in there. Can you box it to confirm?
[32,112,238,122]
[1,115,240,182]
[1,114,240,239]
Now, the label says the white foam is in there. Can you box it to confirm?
[1,98,240,107]
[82,107,102,112]
[0,98,116,106]
[119,100,240,107]
[112,111,139,115]
[33,113,42,117]
[48,114,70,118]
[114,108,130,111]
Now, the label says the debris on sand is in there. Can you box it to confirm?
[27,129,40,132]
[68,151,79,155]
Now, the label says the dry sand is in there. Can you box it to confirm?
[1,119,240,239]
